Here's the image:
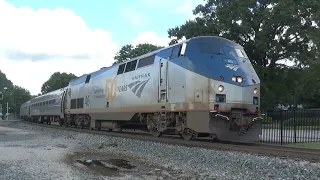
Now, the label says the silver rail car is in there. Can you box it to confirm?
[29,88,66,124]
[20,100,31,120]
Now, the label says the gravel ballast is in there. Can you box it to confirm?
[1,121,320,180]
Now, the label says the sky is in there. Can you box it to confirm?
[0,0,204,95]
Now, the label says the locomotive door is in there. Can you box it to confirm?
[28,105,31,118]
[158,59,168,103]
[60,88,68,118]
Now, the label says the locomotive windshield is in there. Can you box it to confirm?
[222,46,248,59]
[196,42,249,61]
[197,43,224,54]
[196,42,251,65]
[221,46,254,67]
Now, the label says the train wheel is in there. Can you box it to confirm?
[147,115,162,137]
[209,133,218,142]
[148,124,162,137]
[59,118,64,126]
[180,132,193,141]
[151,130,162,137]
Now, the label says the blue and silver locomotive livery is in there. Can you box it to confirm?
[20,36,262,142]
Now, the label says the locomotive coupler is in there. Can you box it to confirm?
[237,116,263,135]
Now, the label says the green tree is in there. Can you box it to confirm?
[169,0,318,67]
[295,60,320,108]
[167,0,319,109]
[11,86,32,115]
[1,86,32,115]
[113,43,163,64]
[0,70,13,90]
[41,72,77,94]
[0,70,13,115]
[0,71,31,115]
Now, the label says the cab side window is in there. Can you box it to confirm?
[170,45,182,59]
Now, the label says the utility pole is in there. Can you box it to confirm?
[0,91,3,120]
[0,92,2,120]
[6,102,9,121]
[1,87,8,121]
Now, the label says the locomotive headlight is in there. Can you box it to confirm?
[254,88,258,94]
[218,85,224,92]
[236,76,243,83]
[232,76,236,82]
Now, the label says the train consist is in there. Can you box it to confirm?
[20,36,263,142]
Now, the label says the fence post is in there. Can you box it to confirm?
[293,109,297,143]
[280,110,283,145]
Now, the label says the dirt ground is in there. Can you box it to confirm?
[0,121,186,180]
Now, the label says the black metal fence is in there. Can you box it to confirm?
[259,109,320,145]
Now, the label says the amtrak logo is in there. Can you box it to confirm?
[128,78,150,98]
[225,64,239,71]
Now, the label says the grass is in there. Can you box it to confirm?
[262,124,320,130]
[291,142,320,149]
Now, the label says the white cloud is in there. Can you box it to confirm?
[172,0,205,20]
[0,0,118,95]
[123,0,204,26]
[0,57,111,94]
[140,0,176,7]
[122,6,147,26]
[174,3,193,14]
[132,31,170,47]
[0,0,198,96]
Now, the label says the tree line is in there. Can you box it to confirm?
[0,71,76,115]
[0,71,32,115]
[1,0,319,115]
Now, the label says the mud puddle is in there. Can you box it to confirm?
[64,151,166,179]
[74,158,136,177]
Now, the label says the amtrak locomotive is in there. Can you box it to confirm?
[20,36,262,142]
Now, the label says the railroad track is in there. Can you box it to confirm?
[19,120,320,162]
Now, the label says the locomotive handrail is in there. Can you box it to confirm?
[215,114,229,121]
